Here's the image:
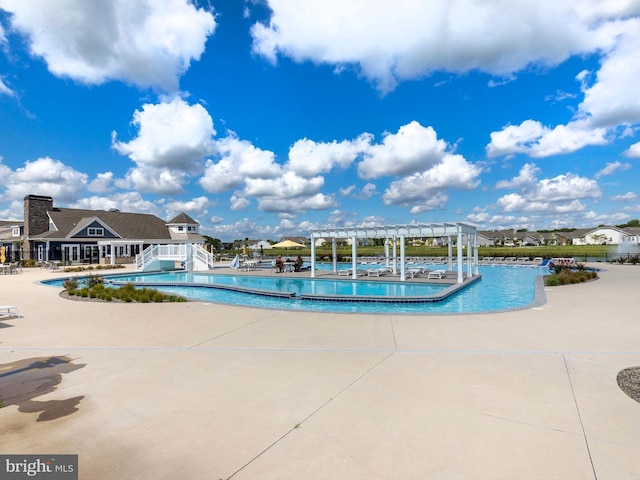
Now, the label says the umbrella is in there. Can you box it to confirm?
[271,239,306,249]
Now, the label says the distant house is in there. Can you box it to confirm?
[572,226,639,245]
[247,239,271,251]
[21,195,204,264]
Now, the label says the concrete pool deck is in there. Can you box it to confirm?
[0,264,639,479]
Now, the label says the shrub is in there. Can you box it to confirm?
[545,275,560,286]
[83,273,104,288]
[545,269,597,286]
[62,277,79,291]
[61,279,186,303]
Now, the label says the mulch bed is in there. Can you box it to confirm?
[617,367,640,404]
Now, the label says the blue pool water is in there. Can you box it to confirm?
[43,264,549,314]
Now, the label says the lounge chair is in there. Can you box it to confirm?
[366,267,389,277]
[427,270,446,279]
[338,268,353,276]
[0,305,20,318]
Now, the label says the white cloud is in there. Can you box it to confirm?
[358,121,448,179]
[624,141,640,158]
[251,0,631,93]
[486,17,640,160]
[113,98,216,169]
[382,154,481,212]
[87,172,114,193]
[229,193,250,211]
[287,134,371,177]
[258,193,337,213]
[165,196,210,215]
[124,166,189,195]
[0,0,216,92]
[112,98,216,194]
[612,192,638,202]
[486,119,609,158]
[531,173,601,202]
[577,21,640,128]
[495,163,540,189]
[2,157,87,202]
[199,135,281,193]
[0,76,14,97]
[70,191,159,215]
[495,171,601,215]
[595,161,631,178]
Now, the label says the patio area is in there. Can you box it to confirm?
[0,263,638,479]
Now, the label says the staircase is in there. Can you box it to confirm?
[135,244,216,272]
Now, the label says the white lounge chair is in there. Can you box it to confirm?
[0,305,20,318]
[366,267,389,277]
[338,268,353,276]
[427,270,446,279]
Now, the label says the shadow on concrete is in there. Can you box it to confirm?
[0,356,86,421]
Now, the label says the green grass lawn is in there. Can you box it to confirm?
[263,244,617,261]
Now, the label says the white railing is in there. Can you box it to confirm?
[191,244,216,270]
[136,243,216,271]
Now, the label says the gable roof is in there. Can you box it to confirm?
[34,208,173,240]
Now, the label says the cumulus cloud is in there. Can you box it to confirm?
[241,171,337,213]
[624,141,640,158]
[287,134,371,177]
[113,98,216,168]
[87,172,114,193]
[382,154,481,213]
[495,170,601,215]
[251,0,632,93]
[612,192,638,202]
[486,119,609,158]
[70,191,159,214]
[495,163,540,189]
[2,157,87,202]
[164,196,210,219]
[112,98,216,194]
[486,17,640,159]
[358,121,448,179]
[199,135,281,193]
[0,0,216,92]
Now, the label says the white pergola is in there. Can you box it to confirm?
[309,222,479,283]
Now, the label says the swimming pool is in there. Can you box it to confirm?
[43,264,549,314]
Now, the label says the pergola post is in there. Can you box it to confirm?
[466,233,472,278]
[474,232,479,275]
[310,234,316,278]
[332,238,337,273]
[447,236,453,271]
[457,227,463,283]
[392,235,397,275]
[399,234,406,281]
[384,238,390,268]
[351,236,358,279]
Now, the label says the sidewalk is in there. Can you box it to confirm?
[0,264,638,479]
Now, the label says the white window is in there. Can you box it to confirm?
[12,227,20,237]
[88,227,104,236]
[178,226,184,231]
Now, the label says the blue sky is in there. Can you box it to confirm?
[0,0,639,241]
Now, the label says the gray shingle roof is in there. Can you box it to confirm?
[167,212,199,225]
[35,208,173,240]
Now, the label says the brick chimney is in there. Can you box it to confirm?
[23,195,53,260]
